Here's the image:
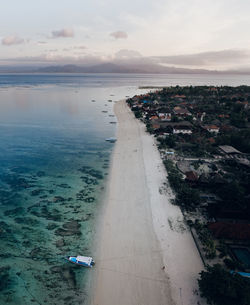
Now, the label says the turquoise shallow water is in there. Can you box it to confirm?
[0,79,147,305]
[1,73,250,305]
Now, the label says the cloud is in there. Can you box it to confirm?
[153,49,250,67]
[0,53,108,67]
[2,35,25,46]
[110,31,128,39]
[74,45,87,50]
[114,49,142,59]
[51,28,74,38]
[2,48,250,72]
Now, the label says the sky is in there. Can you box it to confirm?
[0,0,250,70]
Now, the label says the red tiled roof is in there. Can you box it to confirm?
[208,125,219,129]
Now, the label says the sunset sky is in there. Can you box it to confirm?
[1,0,250,70]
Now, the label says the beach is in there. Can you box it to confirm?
[92,100,206,305]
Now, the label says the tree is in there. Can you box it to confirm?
[176,187,200,208]
[198,264,250,305]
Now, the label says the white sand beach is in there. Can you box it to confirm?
[91,100,206,305]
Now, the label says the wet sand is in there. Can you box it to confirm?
[91,100,206,305]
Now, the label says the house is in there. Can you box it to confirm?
[205,125,220,134]
[149,115,158,121]
[159,113,172,121]
[158,108,172,121]
[172,94,186,102]
[173,106,191,116]
[173,125,192,134]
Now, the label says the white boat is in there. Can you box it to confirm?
[66,255,95,268]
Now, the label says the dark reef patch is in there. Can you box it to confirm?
[4,207,25,217]
[78,166,104,180]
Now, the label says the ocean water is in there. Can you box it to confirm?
[0,73,250,305]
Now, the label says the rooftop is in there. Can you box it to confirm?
[219,145,243,154]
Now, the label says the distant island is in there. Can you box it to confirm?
[1,62,250,74]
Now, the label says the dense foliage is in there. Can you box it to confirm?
[198,265,250,305]
[163,160,200,210]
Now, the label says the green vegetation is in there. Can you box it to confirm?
[163,160,200,210]
[193,220,216,259]
[198,265,250,305]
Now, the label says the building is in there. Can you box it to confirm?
[158,112,172,121]
[173,106,191,116]
[173,125,192,134]
[218,145,243,155]
[205,125,220,134]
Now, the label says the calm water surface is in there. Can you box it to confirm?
[0,73,249,305]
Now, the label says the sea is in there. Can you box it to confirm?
[0,73,250,305]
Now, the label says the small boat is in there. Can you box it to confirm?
[66,256,95,268]
[109,121,117,124]
[108,100,112,102]
[105,137,117,143]
[91,100,96,102]
[102,110,108,113]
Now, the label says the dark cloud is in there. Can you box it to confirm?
[2,35,25,46]
[51,28,74,38]
[153,50,250,66]
[110,31,128,39]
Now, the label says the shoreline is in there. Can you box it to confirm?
[85,109,119,304]
[89,100,206,305]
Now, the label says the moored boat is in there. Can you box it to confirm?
[66,256,95,268]
[105,137,117,143]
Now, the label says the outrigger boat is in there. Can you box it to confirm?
[66,256,95,268]
[105,137,117,143]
